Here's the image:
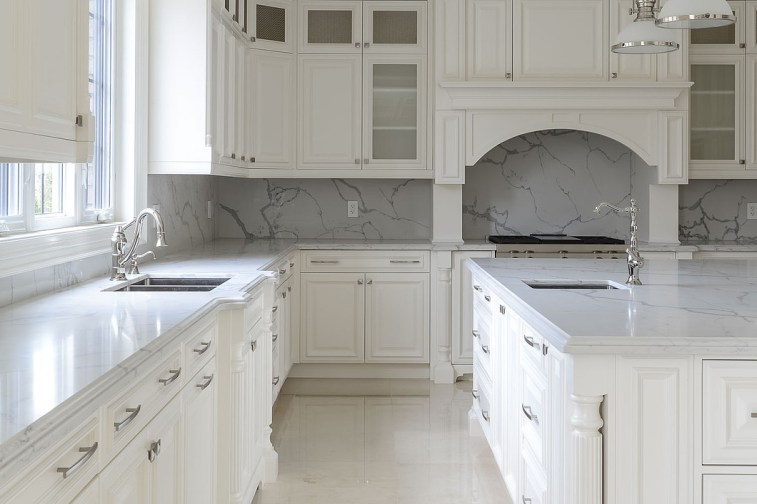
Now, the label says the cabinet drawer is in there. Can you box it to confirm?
[103,350,183,459]
[703,360,757,465]
[301,250,429,272]
[521,360,547,472]
[472,369,494,443]
[245,289,265,332]
[703,474,757,502]
[520,321,548,376]
[520,450,548,504]
[0,416,100,504]
[184,318,216,381]
[273,252,298,284]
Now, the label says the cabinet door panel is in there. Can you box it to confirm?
[514,0,608,81]
[609,0,655,81]
[363,1,427,54]
[0,0,25,131]
[689,1,745,55]
[748,55,757,170]
[365,272,429,363]
[248,50,294,168]
[301,273,364,362]
[223,26,238,163]
[184,361,216,504]
[298,1,362,53]
[703,475,757,502]
[298,55,362,169]
[467,0,513,80]
[247,0,294,53]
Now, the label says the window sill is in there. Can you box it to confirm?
[0,223,123,279]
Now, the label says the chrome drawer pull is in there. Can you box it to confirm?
[148,439,161,462]
[251,340,257,352]
[751,412,757,418]
[473,285,482,292]
[272,376,280,386]
[484,295,491,302]
[522,404,538,422]
[389,260,421,264]
[471,390,479,400]
[522,498,533,504]
[57,442,98,479]
[193,341,211,355]
[500,305,506,315]
[523,335,539,350]
[279,268,287,274]
[159,368,181,386]
[482,410,490,422]
[114,405,142,432]
[472,330,479,338]
[272,333,279,342]
[481,345,490,354]
[272,305,279,313]
[311,260,339,264]
[196,374,214,391]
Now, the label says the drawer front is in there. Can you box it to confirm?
[0,416,100,504]
[301,250,430,272]
[521,361,547,472]
[184,318,217,380]
[521,321,547,376]
[473,370,494,444]
[245,288,265,332]
[703,360,757,465]
[703,474,757,502]
[274,252,298,284]
[520,450,548,504]
[104,350,183,459]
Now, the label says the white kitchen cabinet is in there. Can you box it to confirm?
[365,272,429,362]
[298,0,363,53]
[466,0,513,80]
[273,272,295,401]
[301,272,365,362]
[99,396,183,504]
[0,0,92,162]
[703,475,757,502]
[689,1,746,55]
[247,0,294,52]
[70,478,99,504]
[247,47,295,170]
[183,359,216,504]
[513,0,608,81]
[452,251,495,368]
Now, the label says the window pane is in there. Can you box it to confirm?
[0,164,23,218]
[35,164,65,215]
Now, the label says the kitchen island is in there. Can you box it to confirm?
[466,257,757,504]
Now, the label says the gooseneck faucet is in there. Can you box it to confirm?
[594,198,644,285]
[110,208,168,280]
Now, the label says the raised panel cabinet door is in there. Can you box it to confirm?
[363,54,426,170]
[298,54,362,169]
[99,423,153,503]
[689,1,745,55]
[149,396,184,504]
[703,475,757,502]
[0,0,26,133]
[301,272,365,362]
[247,0,294,53]
[363,1,428,54]
[298,0,362,53]
[235,36,247,166]
[183,360,216,504]
[748,1,757,53]
[28,0,78,140]
[248,49,295,169]
[513,0,608,81]
[223,25,238,164]
[466,0,513,80]
[365,272,429,363]
[609,0,656,81]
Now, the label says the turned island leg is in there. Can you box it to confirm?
[571,394,604,504]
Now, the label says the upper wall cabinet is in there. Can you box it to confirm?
[689,1,757,178]
[0,0,92,163]
[466,0,513,80]
[247,0,295,52]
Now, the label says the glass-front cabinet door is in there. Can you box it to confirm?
[748,2,757,53]
[362,2,427,54]
[689,57,745,171]
[298,1,362,53]
[363,56,426,170]
[246,0,293,52]
[689,1,745,54]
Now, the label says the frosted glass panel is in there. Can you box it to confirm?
[257,4,286,43]
[307,10,352,44]
[690,22,735,45]
[690,64,736,160]
[372,64,417,160]
[373,11,417,45]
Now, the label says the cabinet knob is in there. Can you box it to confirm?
[357,279,364,285]
[522,404,538,422]
[355,158,360,165]
[241,155,246,161]
[364,42,370,48]
[740,159,746,165]
[741,43,746,48]
[250,156,256,163]
[250,36,256,42]
[611,72,618,79]
[505,72,512,80]
[364,158,369,164]
[355,42,361,48]
[367,279,373,285]
[75,114,84,127]
[231,153,236,159]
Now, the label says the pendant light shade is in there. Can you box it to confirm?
[612,0,680,54]
[656,0,736,28]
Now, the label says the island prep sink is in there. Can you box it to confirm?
[109,276,230,292]
[524,280,629,290]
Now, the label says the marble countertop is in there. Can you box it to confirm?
[468,257,757,355]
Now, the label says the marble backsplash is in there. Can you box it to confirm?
[462,130,647,240]
[679,180,757,242]
[216,178,432,240]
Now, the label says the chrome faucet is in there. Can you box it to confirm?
[594,199,644,285]
[110,208,168,280]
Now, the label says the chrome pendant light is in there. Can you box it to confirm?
[612,0,680,54]
[656,0,736,29]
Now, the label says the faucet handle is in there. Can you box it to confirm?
[134,250,156,262]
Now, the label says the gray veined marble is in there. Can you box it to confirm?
[679,180,757,243]
[462,130,650,240]
[217,178,432,240]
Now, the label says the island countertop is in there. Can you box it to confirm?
[467,257,757,354]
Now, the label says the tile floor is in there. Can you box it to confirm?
[253,379,512,504]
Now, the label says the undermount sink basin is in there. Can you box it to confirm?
[524,280,629,290]
[109,276,230,292]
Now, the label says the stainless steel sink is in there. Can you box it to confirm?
[110,276,230,292]
[524,280,629,290]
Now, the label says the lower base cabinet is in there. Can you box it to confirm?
[183,360,217,504]
[703,475,757,501]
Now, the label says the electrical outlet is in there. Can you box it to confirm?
[748,203,757,220]
[347,201,359,218]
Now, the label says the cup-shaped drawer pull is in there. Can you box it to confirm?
[523,335,540,351]
[158,368,181,386]
[522,404,538,423]
[482,410,490,422]
[148,439,161,463]
[196,374,214,391]
[193,340,212,355]
[484,295,491,302]
[272,376,280,386]
[272,333,279,342]
[114,405,142,432]
[389,259,421,264]
[473,285,483,292]
[471,389,479,400]
[279,268,287,274]
[522,497,533,504]
[481,345,490,354]
[56,442,98,479]
[272,305,278,313]
[251,340,257,352]
[472,330,479,338]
